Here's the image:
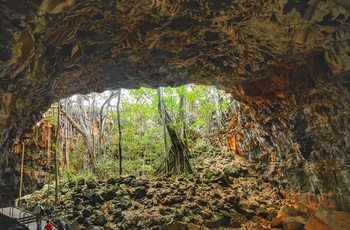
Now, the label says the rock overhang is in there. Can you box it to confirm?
[0,0,349,151]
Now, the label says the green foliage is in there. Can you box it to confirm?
[78,170,97,182]
[48,85,231,180]
[44,114,57,125]
[95,155,120,178]
[64,171,78,183]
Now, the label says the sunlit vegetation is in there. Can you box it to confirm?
[43,85,231,181]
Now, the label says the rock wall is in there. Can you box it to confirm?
[226,58,350,210]
[0,122,50,207]
[0,0,349,209]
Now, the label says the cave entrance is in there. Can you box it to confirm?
[31,85,235,182]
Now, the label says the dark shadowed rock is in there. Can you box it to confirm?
[102,189,116,201]
[68,182,76,188]
[237,204,256,220]
[82,207,93,218]
[91,193,104,204]
[83,218,94,228]
[203,214,227,229]
[83,190,93,200]
[223,164,249,178]
[107,177,117,185]
[93,213,107,226]
[77,178,85,186]
[164,221,188,230]
[133,186,148,199]
[118,195,132,210]
[122,175,136,185]
[161,195,185,205]
[86,179,97,189]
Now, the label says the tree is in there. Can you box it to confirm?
[157,87,170,173]
[156,87,192,175]
[117,88,122,177]
[60,91,120,172]
[42,84,230,179]
[98,91,119,154]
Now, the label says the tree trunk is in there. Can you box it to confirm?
[54,103,60,204]
[19,141,25,205]
[65,99,70,171]
[156,88,192,175]
[60,100,95,171]
[117,88,123,177]
[157,87,170,174]
[179,86,189,150]
[99,91,118,155]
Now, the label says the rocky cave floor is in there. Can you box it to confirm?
[20,154,350,230]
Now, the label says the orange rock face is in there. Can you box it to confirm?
[304,204,350,230]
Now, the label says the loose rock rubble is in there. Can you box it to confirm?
[20,155,350,229]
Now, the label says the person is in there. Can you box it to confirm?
[34,202,45,230]
[57,218,66,230]
[44,220,53,230]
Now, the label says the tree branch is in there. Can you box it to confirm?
[60,104,89,141]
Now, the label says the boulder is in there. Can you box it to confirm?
[102,189,116,201]
[75,187,83,193]
[173,210,184,221]
[277,205,297,217]
[87,226,104,230]
[304,204,350,230]
[83,218,94,228]
[73,204,83,211]
[282,216,307,230]
[86,179,97,189]
[94,203,102,210]
[122,175,136,185]
[77,216,85,224]
[133,186,148,199]
[203,214,227,228]
[118,195,132,210]
[187,223,209,230]
[113,208,123,219]
[271,215,307,229]
[223,164,240,178]
[161,195,185,205]
[227,196,240,208]
[69,221,80,230]
[91,193,104,204]
[132,179,149,187]
[82,207,93,217]
[256,207,269,219]
[93,213,107,226]
[164,221,188,230]
[237,204,256,220]
[270,215,284,228]
[107,177,117,185]
[293,202,312,217]
[83,190,92,200]
[68,181,76,188]
[77,178,86,186]
[210,174,232,187]
[202,169,221,181]
[74,198,82,205]
[223,164,248,178]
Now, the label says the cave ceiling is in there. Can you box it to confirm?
[0,0,350,151]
